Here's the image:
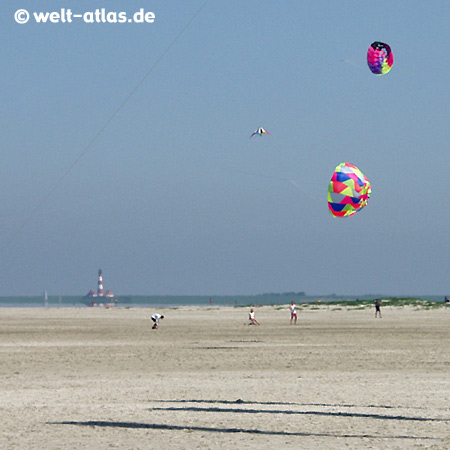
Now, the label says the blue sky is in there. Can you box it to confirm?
[1,1,450,296]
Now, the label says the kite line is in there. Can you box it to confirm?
[0,1,208,255]
[227,168,322,202]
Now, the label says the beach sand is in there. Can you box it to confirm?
[1,305,449,449]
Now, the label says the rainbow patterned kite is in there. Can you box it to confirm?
[328,162,371,218]
[367,42,393,75]
[250,127,271,138]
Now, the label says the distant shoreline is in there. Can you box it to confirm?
[0,296,448,309]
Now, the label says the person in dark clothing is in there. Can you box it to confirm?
[374,299,382,318]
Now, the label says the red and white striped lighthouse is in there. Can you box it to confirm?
[97,269,104,297]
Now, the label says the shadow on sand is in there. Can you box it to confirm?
[149,405,448,422]
[152,399,435,410]
[51,421,435,440]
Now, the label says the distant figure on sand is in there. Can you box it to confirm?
[445,296,449,303]
[249,308,260,325]
[290,301,298,325]
[374,299,382,318]
[151,313,164,329]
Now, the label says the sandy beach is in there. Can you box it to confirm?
[1,305,449,449]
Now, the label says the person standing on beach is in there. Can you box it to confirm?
[374,299,382,318]
[290,301,298,325]
[249,308,260,325]
[151,313,164,329]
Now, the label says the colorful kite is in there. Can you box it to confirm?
[367,41,393,75]
[328,162,371,218]
[250,127,271,138]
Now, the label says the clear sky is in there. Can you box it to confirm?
[2,0,450,296]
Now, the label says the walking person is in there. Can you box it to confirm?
[374,299,382,318]
[290,301,298,325]
[249,308,260,325]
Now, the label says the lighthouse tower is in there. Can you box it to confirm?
[97,269,104,297]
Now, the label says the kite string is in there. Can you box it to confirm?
[226,168,322,202]
[0,0,209,256]
[340,59,364,70]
